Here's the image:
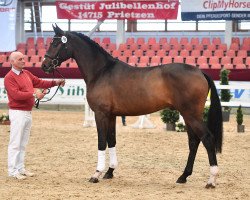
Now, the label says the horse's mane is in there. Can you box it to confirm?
[70,32,114,60]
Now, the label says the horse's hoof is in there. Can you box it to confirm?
[176,177,187,184]
[103,173,113,179]
[89,177,99,183]
[205,183,216,189]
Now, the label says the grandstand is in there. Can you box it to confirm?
[0,0,250,81]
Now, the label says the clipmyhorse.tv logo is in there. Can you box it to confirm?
[0,0,13,6]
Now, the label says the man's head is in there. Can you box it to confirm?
[9,51,25,71]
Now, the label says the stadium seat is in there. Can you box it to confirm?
[30,55,41,63]
[190,37,199,46]
[145,50,155,57]
[197,56,208,68]
[17,43,26,49]
[202,49,212,57]
[34,62,42,67]
[138,56,149,67]
[242,37,250,45]
[223,63,234,69]
[128,56,138,66]
[207,44,216,52]
[201,37,211,47]
[37,48,47,57]
[140,43,149,51]
[136,37,145,46]
[229,43,240,51]
[173,56,184,63]
[231,37,240,45]
[156,49,167,57]
[218,43,227,51]
[212,37,221,46]
[134,49,143,57]
[161,43,171,51]
[25,62,34,67]
[180,37,189,46]
[191,50,201,58]
[214,49,224,58]
[26,49,36,57]
[111,49,121,58]
[233,57,246,68]
[118,55,127,63]
[193,44,204,51]
[129,43,138,51]
[2,62,11,67]
[107,43,116,52]
[221,56,232,67]
[171,43,182,51]
[240,44,250,51]
[60,61,68,68]
[209,56,221,69]
[102,37,111,44]
[185,56,196,66]
[183,43,193,51]
[118,43,127,51]
[162,56,172,64]
[168,50,178,57]
[169,37,179,46]
[179,49,190,58]
[237,50,247,58]
[126,37,135,45]
[150,56,161,66]
[226,49,236,58]
[0,55,7,63]
[148,37,157,45]
[150,43,160,51]
[159,38,167,45]
[123,49,133,57]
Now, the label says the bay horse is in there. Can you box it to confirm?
[41,24,223,188]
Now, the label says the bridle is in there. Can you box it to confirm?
[44,35,68,71]
[36,35,68,109]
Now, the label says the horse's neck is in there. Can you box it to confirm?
[72,42,109,85]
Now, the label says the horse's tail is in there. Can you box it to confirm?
[203,73,223,153]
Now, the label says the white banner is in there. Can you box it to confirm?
[0,0,17,51]
[181,0,250,21]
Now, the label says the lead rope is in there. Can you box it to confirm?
[35,69,65,109]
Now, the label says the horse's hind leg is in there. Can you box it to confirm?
[177,124,200,184]
[103,116,117,179]
[186,119,218,188]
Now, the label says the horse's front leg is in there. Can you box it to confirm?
[89,112,117,183]
[103,116,117,179]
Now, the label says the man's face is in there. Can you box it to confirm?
[11,53,25,71]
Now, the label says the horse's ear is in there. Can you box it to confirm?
[52,23,64,35]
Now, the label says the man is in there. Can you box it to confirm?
[4,51,65,180]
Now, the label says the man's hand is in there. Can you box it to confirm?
[34,89,46,100]
[56,79,65,86]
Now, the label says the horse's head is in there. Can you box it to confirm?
[41,24,72,73]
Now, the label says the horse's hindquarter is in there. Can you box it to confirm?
[87,63,208,116]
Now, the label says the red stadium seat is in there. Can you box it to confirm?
[207,44,216,52]
[126,37,135,45]
[140,43,149,51]
[2,62,11,67]
[174,56,184,63]
[118,43,127,51]
[183,43,193,51]
[162,56,172,64]
[171,43,182,51]
[34,62,42,67]
[129,43,138,51]
[221,56,232,67]
[150,43,160,51]
[168,50,178,57]
[246,57,250,68]
[185,56,196,66]
[25,62,34,67]
[191,50,201,58]
[37,48,47,57]
[231,37,240,45]
[237,50,247,58]
[0,55,7,63]
[156,49,167,58]
[218,43,227,51]
[148,37,157,45]
[136,37,145,45]
[134,49,143,57]
[197,56,208,68]
[123,49,132,57]
[69,61,78,68]
[102,37,111,44]
[161,43,171,51]
[180,37,189,46]
[201,37,211,47]
[179,49,190,58]
[150,56,161,66]
[138,56,149,67]
[107,43,116,52]
[226,49,236,58]
[229,43,240,51]
[118,56,127,63]
[212,37,221,46]
[214,49,224,58]
[202,49,212,58]
[128,56,138,66]
[93,37,101,44]
[30,55,41,63]
[145,50,155,57]
[111,49,121,58]
[159,37,168,45]
[190,37,199,46]
[233,57,246,68]
[169,37,179,46]
[193,44,204,51]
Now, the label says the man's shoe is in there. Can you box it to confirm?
[20,170,35,177]
[11,173,27,180]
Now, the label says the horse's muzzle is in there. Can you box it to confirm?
[41,63,53,74]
